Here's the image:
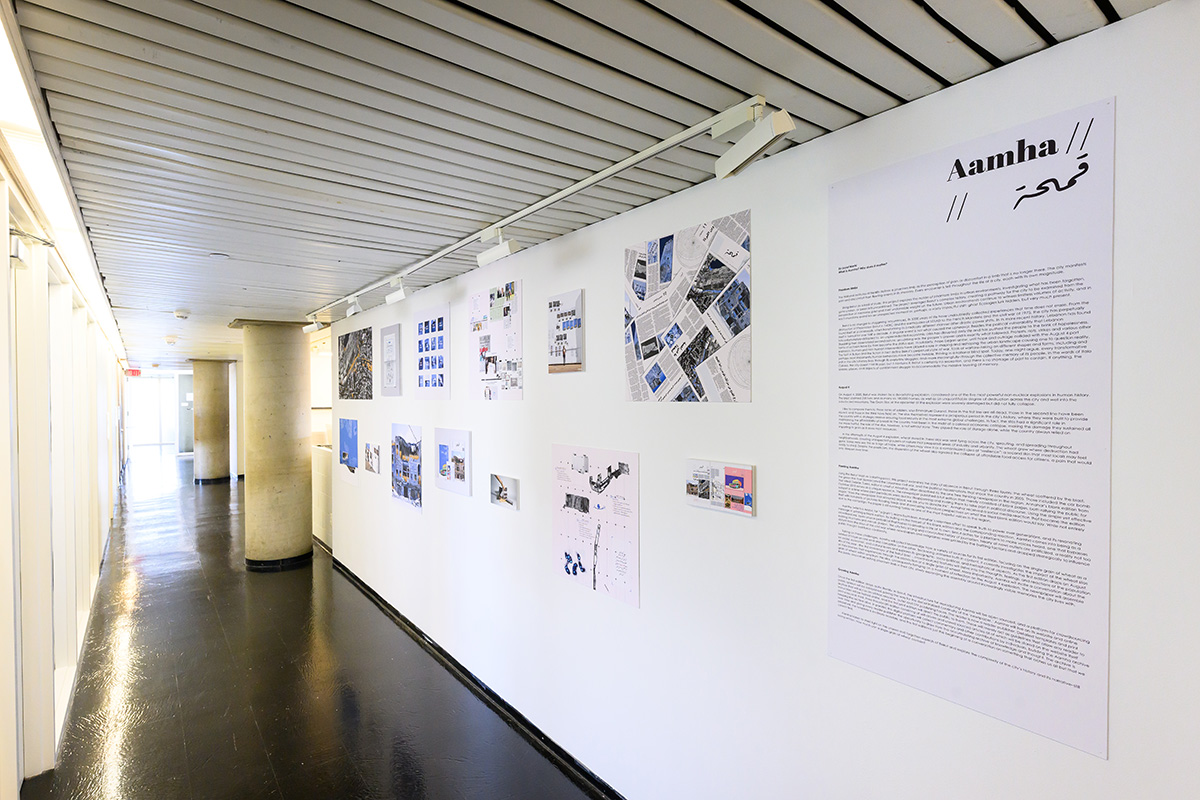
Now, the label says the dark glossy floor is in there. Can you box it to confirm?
[23,445,594,799]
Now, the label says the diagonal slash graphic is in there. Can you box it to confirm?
[1078,117,1095,151]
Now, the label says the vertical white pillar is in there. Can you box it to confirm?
[71,307,90,636]
[242,323,312,570]
[0,175,24,798]
[47,283,76,744]
[191,360,230,483]
[14,242,54,775]
[86,321,100,584]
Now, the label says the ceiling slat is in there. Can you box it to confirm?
[925,0,1046,63]
[835,0,992,83]
[645,0,899,115]
[1019,0,1107,40]
[740,0,943,101]
[1109,1,1169,16]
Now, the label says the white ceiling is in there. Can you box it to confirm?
[10,0,1166,368]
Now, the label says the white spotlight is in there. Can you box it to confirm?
[302,320,325,334]
[714,108,796,180]
[385,285,406,305]
[476,226,522,267]
[345,297,363,318]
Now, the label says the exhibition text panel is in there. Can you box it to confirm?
[829,100,1113,757]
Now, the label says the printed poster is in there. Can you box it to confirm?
[381,323,400,396]
[415,305,449,399]
[685,460,754,516]
[470,280,523,400]
[434,427,471,497]
[548,289,584,373]
[552,444,639,607]
[490,474,518,510]
[338,327,372,400]
[828,100,1114,756]
[624,210,751,402]
[391,423,421,510]
[363,442,380,474]
[338,418,358,472]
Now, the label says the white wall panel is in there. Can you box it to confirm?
[331,2,1198,797]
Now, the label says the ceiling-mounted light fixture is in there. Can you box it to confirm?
[174,309,190,320]
[714,105,796,180]
[385,276,408,305]
[208,252,230,260]
[302,319,325,334]
[345,297,363,318]
[164,335,179,346]
[476,226,522,268]
[9,235,30,269]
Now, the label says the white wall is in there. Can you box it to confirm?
[0,168,124,787]
[330,3,1200,798]
[0,177,22,798]
[14,242,55,775]
[47,282,77,746]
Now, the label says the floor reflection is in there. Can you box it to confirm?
[26,445,594,799]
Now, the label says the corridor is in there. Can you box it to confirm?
[22,447,596,799]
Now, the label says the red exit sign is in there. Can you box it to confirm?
[127,368,141,377]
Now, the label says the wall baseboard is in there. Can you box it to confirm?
[313,536,626,800]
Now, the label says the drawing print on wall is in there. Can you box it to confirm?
[338,327,373,400]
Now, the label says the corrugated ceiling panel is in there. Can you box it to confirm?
[6,0,1155,367]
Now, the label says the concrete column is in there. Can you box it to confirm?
[233,361,245,478]
[242,323,312,570]
[192,360,231,483]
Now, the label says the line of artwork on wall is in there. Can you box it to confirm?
[335,211,755,405]
[624,209,752,402]
[470,280,523,400]
[338,327,372,400]
[332,210,759,612]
